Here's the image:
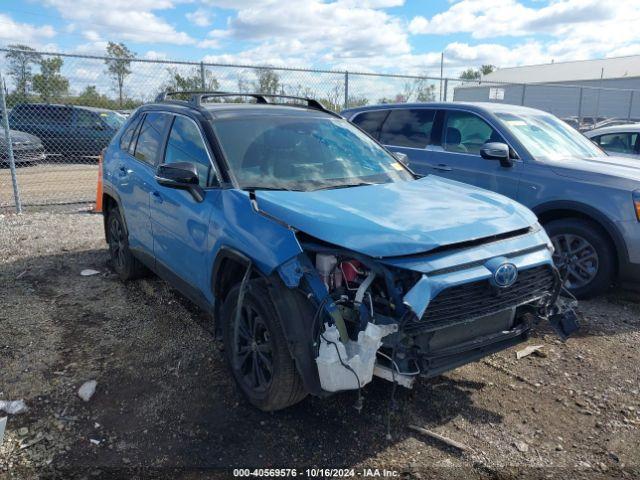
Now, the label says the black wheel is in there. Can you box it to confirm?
[106,206,148,281]
[545,218,615,299]
[221,279,307,411]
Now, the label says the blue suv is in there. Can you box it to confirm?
[343,102,640,299]
[102,93,575,411]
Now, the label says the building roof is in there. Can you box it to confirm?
[483,55,640,84]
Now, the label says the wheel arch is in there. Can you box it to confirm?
[533,200,626,274]
[101,186,125,242]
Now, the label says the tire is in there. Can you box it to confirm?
[106,205,148,281]
[544,218,615,299]
[221,279,307,411]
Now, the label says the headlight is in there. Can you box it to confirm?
[633,190,640,222]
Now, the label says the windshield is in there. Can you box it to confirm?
[100,111,126,129]
[211,115,413,191]
[497,112,605,160]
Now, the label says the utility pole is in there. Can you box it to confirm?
[439,52,444,101]
[594,67,604,120]
[0,73,22,213]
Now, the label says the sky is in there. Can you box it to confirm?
[2,0,640,77]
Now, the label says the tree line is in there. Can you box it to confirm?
[3,42,466,112]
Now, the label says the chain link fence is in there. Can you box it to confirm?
[1,48,639,213]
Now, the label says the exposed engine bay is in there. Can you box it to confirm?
[274,236,579,396]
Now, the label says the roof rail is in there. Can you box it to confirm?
[154,90,332,114]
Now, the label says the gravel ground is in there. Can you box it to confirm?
[0,210,639,479]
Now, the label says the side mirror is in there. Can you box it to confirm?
[480,142,513,167]
[155,162,205,202]
[393,151,410,167]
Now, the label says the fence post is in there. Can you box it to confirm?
[577,87,583,123]
[0,73,22,214]
[521,84,527,106]
[344,71,349,110]
[200,62,206,90]
[629,91,634,120]
[443,78,449,102]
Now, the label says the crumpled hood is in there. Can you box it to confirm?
[255,176,537,258]
[547,155,640,183]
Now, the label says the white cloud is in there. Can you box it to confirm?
[0,14,56,46]
[205,1,410,61]
[408,0,613,38]
[186,8,214,27]
[144,50,168,60]
[42,0,196,45]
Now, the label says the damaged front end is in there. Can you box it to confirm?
[275,225,578,395]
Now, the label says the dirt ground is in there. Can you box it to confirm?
[0,163,97,211]
[1,210,639,479]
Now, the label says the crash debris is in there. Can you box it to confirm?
[316,322,397,392]
[516,345,544,359]
[408,425,472,453]
[0,417,6,446]
[80,269,100,276]
[78,380,97,402]
[0,399,27,415]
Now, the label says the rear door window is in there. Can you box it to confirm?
[443,110,503,155]
[595,132,638,155]
[133,112,170,165]
[379,109,436,148]
[351,110,388,139]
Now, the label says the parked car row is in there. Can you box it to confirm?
[1,103,125,165]
[0,128,46,167]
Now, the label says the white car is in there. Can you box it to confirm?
[585,123,640,158]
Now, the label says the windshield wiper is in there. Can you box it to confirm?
[311,181,377,191]
[242,186,295,192]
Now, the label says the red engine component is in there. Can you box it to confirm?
[340,260,362,284]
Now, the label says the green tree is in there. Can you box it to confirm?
[163,67,219,98]
[254,68,280,94]
[4,44,41,97]
[480,64,496,76]
[75,85,109,107]
[32,57,69,102]
[104,42,135,107]
[459,68,480,81]
[459,65,497,81]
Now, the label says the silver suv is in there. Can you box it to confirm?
[343,102,640,298]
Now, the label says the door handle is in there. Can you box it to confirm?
[118,165,128,176]
[433,164,452,172]
[152,191,163,203]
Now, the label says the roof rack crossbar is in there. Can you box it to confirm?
[155,90,331,113]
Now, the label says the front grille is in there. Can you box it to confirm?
[406,265,555,333]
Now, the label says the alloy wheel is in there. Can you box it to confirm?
[233,304,273,393]
[551,233,599,289]
[108,215,127,271]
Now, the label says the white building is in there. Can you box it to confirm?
[453,55,640,120]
